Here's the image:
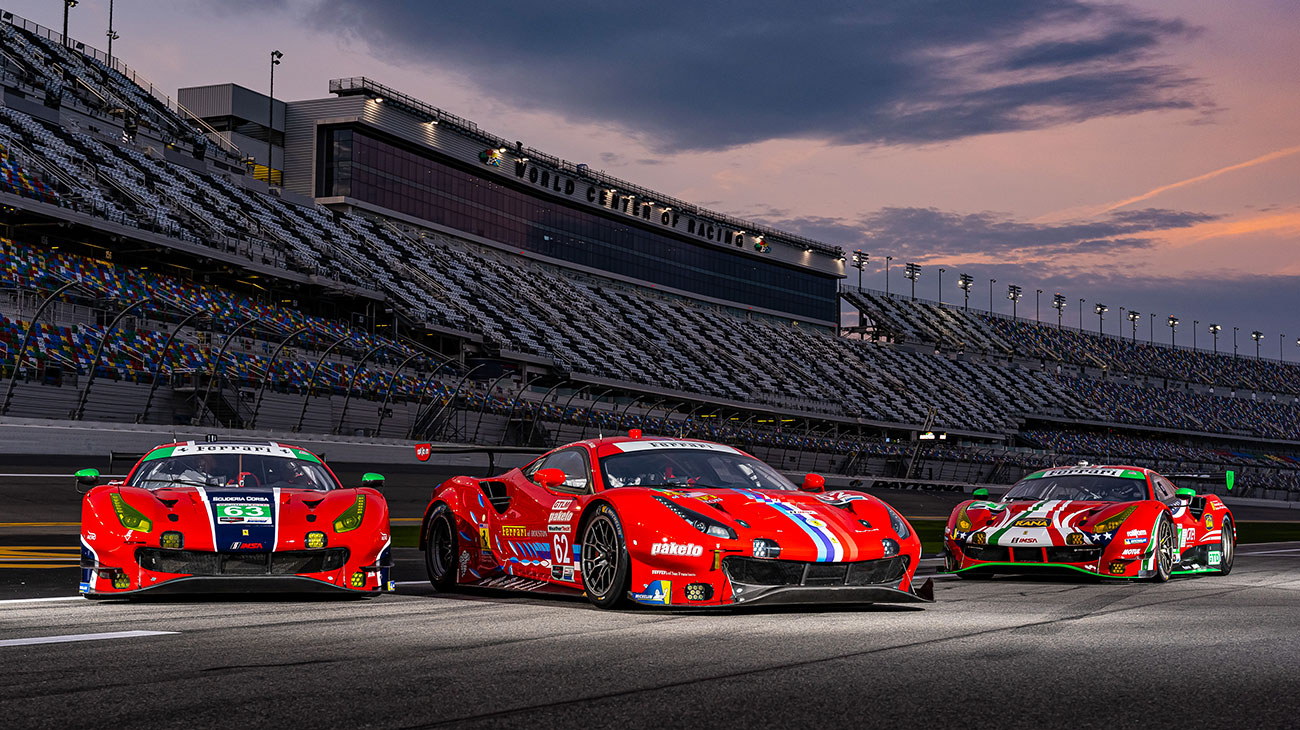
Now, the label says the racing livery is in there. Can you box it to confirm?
[419,433,932,608]
[944,465,1236,581]
[78,440,392,597]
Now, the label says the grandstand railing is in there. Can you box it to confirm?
[0,8,241,160]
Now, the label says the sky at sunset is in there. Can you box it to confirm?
[14,0,1300,357]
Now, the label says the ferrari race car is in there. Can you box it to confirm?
[419,433,932,608]
[944,465,1235,581]
[78,440,392,597]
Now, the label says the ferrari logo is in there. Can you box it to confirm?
[242,529,249,536]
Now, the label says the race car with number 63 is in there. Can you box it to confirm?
[418,432,932,608]
[944,465,1235,581]
[77,440,393,597]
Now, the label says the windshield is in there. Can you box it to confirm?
[129,451,340,491]
[1004,468,1149,503]
[600,448,797,491]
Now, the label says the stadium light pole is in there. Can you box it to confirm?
[268,50,283,185]
[1252,330,1264,360]
[937,268,944,303]
[1078,298,1085,330]
[958,273,973,311]
[1149,313,1154,344]
[1052,293,1066,330]
[1193,319,1199,351]
[1168,315,1180,347]
[1095,303,1108,334]
[1209,323,1221,354]
[1035,289,1042,322]
[904,262,920,301]
[1118,307,1126,337]
[1233,326,1239,359]
[851,250,866,290]
[884,256,893,296]
[106,0,118,66]
[1281,333,1286,361]
[989,279,997,313]
[1007,284,1022,319]
[1128,310,1141,343]
[62,0,77,46]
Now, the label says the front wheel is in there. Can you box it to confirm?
[580,505,630,609]
[1150,514,1175,583]
[424,503,460,592]
[1215,516,1235,575]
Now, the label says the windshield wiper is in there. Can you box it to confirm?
[138,478,224,489]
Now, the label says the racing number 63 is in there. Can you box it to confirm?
[553,533,570,565]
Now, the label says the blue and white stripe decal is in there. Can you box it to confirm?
[204,489,277,551]
[79,536,98,594]
[738,489,843,562]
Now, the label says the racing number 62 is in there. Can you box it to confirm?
[553,533,569,565]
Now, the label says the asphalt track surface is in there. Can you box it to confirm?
[1,543,1298,729]
[5,459,1300,729]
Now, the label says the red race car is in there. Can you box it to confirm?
[944,465,1236,581]
[418,433,931,608]
[78,440,392,597]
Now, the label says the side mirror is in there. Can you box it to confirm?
[1175,487,1195,499]
[75,468,100,487]
[972,487,989,498]
[361,472,385,489]
[800,473,825,493]
[535,468,566,489]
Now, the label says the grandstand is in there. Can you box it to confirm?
[0,9,1297,500]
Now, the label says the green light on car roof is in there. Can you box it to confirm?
[1226,470,1235,491]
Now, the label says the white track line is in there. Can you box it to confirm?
[0,596,83,605]
[0,630,177,647]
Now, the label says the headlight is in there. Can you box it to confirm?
[1092,505,1137,534]
[881,538,900,557]
[305,531,327,549]
[160,531,183,549]
[886,503,911,540]
[110,493,153,533]
[333,494,367,533]
[653,496,736,540]
[752,538,780,559]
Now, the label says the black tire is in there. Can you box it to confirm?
[580,504,630,609]
[1150,514,1175,583]
[424,503,459,592]
[1216,516,1235,575]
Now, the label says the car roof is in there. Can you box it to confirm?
[141,441,323,459]
[546,435,751,458]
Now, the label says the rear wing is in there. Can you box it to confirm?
[413,443,549,477]
[1167,470,1237,492]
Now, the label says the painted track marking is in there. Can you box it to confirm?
[0,630,177,647]
[0,596,83,605]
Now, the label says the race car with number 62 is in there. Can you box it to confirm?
[77,440,393,597]
[944,465,1235,581]
[419,432,932,608]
